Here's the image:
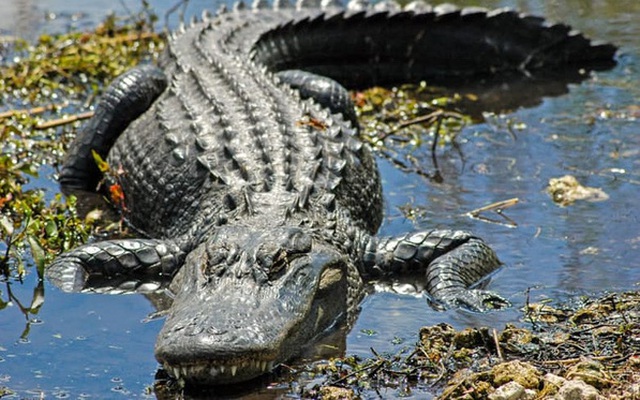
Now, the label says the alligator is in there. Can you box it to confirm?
[46,0,617,386]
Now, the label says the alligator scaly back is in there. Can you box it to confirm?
[47,1,616,385]
[104,2,617,243]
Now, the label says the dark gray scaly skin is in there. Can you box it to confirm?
[46,1,617,385]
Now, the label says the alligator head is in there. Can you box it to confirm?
[154,225,356,384]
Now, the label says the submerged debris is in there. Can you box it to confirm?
[547,174,609,206]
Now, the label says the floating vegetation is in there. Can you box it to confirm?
[547,174,610,206]
[355,85,475,182]
[0,8,163,103]
[0,6,164,283]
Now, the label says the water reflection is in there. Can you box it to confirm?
[0,280,44,340]
[0,0,38,41]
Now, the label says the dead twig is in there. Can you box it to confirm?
[382,109,466,139]
[467,197,519,215]
[540,354,621,365]
[466,197,519,227]
[35,111,94,130]
[329,359,384,386]
[493,328,503,360]
[0,103,67,120]
[100,31,160,45]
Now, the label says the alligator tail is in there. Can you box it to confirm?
[252,3,617,87]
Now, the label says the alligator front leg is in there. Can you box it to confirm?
[46,238,184,294]
[59,64,167,189]
[362,230,510,311]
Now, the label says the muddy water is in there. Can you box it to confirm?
[0,0,639,398]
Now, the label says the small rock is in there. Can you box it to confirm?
[419,323,457,358]
[491,360,541,390]
[541,373,567,396]
[319,386,356,400]
[547,174,608,206]
[453,327,490,349]
[488,381,532,400]
[565,359,613,389]
[557,379,603,400]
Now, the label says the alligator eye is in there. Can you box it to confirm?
[318,266,344,292]
[267,248,307,281]
[267,249,289,280]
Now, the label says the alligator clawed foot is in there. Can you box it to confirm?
[438,289,511,312]
[460,289,511,312]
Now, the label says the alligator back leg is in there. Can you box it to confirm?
[59,65,167,189]
[275,69,358,127]
[362,230,510,312]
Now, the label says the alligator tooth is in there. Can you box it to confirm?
[267,361,274,371]
[487,7,515,18]
[272,0,292,9]
[373,0,400,12]
[173,367,181,379]
[460,6,488,16]
[137,282,160,293]
[261,361,267,371]
[220,365,225,373]
[404,0,431,12]
[231,365,238,376]
[434,3,459,15]
[210,366,219,376]
[346,0,367,12]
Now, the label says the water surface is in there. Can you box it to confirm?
[1,0,638,398]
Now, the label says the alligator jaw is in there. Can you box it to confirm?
[162,359,276,384]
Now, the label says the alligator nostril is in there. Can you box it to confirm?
[185,325,204,336]
[206,326,227,335]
